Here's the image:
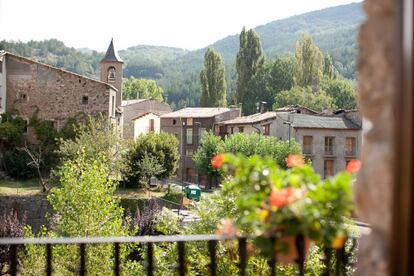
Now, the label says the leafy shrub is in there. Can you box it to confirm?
[123,132,179,188]
[193,132,303,187]
[3,149,36,179]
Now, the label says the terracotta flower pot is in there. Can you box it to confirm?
[276,235,312,264]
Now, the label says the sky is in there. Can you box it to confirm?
[0,0,363,51]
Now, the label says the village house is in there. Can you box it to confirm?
[160,107,240,184]
[122,99,171,140]
[217,108,362,177]
[0,39,123,134]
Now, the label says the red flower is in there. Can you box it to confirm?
[269,187,295,208]
[211,154,224,169]
[346,160,361,173]
[286,154,304,168]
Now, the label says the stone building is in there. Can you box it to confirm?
[122,99,171,140]
[0,39,123,132]
[218,110,362,177]
[160,107,240,184]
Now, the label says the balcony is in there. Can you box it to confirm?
[0,233,362,276]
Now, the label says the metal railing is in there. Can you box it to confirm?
[0,234,358,276]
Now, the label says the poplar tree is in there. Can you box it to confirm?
[235,27,265,114]
[294,34,324,89]
[200,48,227,107]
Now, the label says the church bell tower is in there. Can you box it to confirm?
[100,39,123,106]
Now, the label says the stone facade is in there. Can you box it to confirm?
[355,0,397,274]
[0,54,6,114]
[2,53,118,129]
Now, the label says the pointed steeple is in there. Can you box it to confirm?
[101,38,123,63]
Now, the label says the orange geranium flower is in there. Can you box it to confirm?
[286,154,305,168]
[331,235,347,249]
[211,154,224,169]
[269,187,295,208]
[346,160,361,173]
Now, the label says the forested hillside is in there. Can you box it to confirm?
[0,2,364,110]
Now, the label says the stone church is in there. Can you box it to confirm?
[0,39,124,131]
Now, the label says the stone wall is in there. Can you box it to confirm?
[355,0,396,274]
[5,54,113,129]
[0,195,52,234]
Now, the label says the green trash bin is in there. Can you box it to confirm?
[184,185,201,201]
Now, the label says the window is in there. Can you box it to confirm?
[19,93,28,103]
[238,127,244,133]
[108,67,116,82]
[345,137,356,156]
[82,95,89,105]
[0,97,2,109]
[262,124,270,135]
[325,137,335,155]
[199,128,206,141]
[149,119,155,132]
[173,119,177,125]
[230,127,234,134]
[186,128,193,144]
[324,160,334,178]
[187,118,193,126]
[186,149,194,156]
[303,136,313,154]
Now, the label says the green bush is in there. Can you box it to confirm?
[123,132,179,188]
[193,132,303,186]
[3,150,36,179]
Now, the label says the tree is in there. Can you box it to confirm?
[236,27,265,113]
[193,132,223,188]
[321,78,358,110]
[22,153,129,275]
[323,54,338,80]
[122,77,164,101]
[21,144,47,192]
[273,86,337,112]
[193,132,302,185]
[200,48,227,107]
[123,132,179,188]
[246,56,296,114]
[56,115,126,179]
[137,153,166,188]
[294,34,324,89]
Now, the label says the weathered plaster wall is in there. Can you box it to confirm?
[294,128,362,176]
[5,55,111,128]
[133,113,161,139]
[123,100,171,140]
[355,0,396,274]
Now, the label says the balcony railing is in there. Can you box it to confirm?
[0,234,359,276]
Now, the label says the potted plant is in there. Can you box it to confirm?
[213,153,358,264]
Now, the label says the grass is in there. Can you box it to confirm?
[0,179,44,196]
[115,188,165,199]
[0,179,185,200]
